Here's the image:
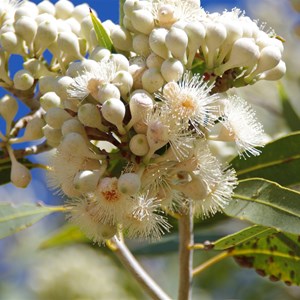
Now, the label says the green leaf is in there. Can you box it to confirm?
[0,202,66,239]
[278,82,300,131]
[230,132,300,186]
[231,230,300,286]
[90,9,114,51]
[40,224,89,249]
[224,178,300,235]
[213,225,277,250]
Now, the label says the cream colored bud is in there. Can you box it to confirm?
[129,133,149,156]
[89,46,111,62]
[53,76,74,99]
[21,117,45,141]
[110,25,132,51]
[57,31,82,59]
[34,20,58,55]
[101,98,126,134]
[166,27,188,63]
[43,124,62,147]
[35,13,56,25]
[74,170,101,193]
[15,4,39,21]
[109,53,130,71]
[146,53,164,69]
[123,15,137,33]
[39,76,57,94]
[131,9,154,35]
[61,118,87,140]
[149,28,169,59]
[13,70,34,91]
[97,83,121,104]
[161,58,184,82]
[0,95,18,126]
[133,34,151,57]
[55,0,74,19]
[23,59,55,79]
[214,38,260,75]
[73,3,90,22]
[66,59,99,77]
[157,4,177,28]
[129,58,146,90]
[142,68,165,93]
[127,90,154,129]
[0,32,25,55]
[146,120,169,154]
[44,107,72,129]
[78,103,104,131]
[37,0,56,15]
[40,92,61,111]
[118,173,141,195]
[102,19,116,36]
[10,160,31,188]
[112,70,133,98]
[123,0,137,18]
[80,16,93,43]
[15,16,37,46]
[133,120,148,134]
[65,17,81,36]
[258,60,286,81]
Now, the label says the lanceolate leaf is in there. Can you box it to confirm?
[224,178,300,235]
[0,202,66,239]
[90,9,114,51]
[278,82,300,131]
[230,132,300,186]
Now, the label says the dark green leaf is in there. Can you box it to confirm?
[230,132,300,186]
[224,178,300,235]
[0,202,66,239]
[40,224,89,249]
[213,225,277,250]
[278,82,300,131]
[90,9,114,51]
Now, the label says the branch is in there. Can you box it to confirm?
[109,236,172,300]
[178,202,194,300]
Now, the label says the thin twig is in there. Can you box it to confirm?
[109,236,172,300]
[178,202,194,300]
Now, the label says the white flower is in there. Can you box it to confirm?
[0,0,23,21]
[219,96,265,157]
[157,73,218,133]
[67,59,118,102]
[123,193,171,240]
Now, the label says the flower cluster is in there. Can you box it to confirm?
[0,0,285,242]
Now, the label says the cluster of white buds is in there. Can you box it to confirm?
[0,0,286,243]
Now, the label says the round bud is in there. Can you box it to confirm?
[165,27,188,63]
[129,134,149,156]
[89,46,111,62]
[55,0,74,19]
[15,3,39,21]
[78,103,103,130]
[161,58,184,82]
[15,16,37,46]
[40,92,61,111]
[39,76,57,95]
[65,17,81,36]
[131,9,154,35]
[43,124,62,147]
[74,170,101,193]
[110,25,132,51]
[0,32,25,55]
[149,28,169,59]
[57,31,82,59]
[21,117,45,141]
[97,83,121,104]
[146,53,164,69]
[101,98,126,134]
[0,95,18,126]
[123,0,136,18]
[53,76,74,99]
[118,173,141,195]
[61,118,87,137]
[73,3,90,22]
[37,1,56,15]
[157,4,177,28]
[109,53,130,71]
[258,60,286,81]
[13,70,34,91]
[142,68,165,93]
[44,107,72,129]
[112,70,133,99]
[23,58,55,78]
[133,120,148,134]
[146,119,169,154]
[10,160,31,188]
[133,34,151,57]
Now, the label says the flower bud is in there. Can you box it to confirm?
[53,76,74,99]
[35,13,56,25]
[146,53,164,69]
[123,0,137,18]
[73,3,90,22]
[55,0,74,20]
[112,70,133,99]
[57,31,83,60]
[110,25,132,51]
[23,59,55,78]
[166,27,188,63]
[89,46,111,62]
[66,59,99,77]
[44,107,72,129]
[118,173,141,195]
[21,117,45,141]
[61,118,87,138]
[142,68,165,93]
[73,170,101,193]
[0,95,18,126]
[123,15,137,33]
[129,58,146,89]
[39,76,57,94]
[37,0,56,15]
[149,28,169,59]
[258,60,286,81]
[78,103,104,131]
[157,4,177,28]
[10,160,31,188]
[15,16,37,47]
[80,16,93,45]
[97,83,121,104]
[43,124,62,147]
[13,70,34,91]
[133,34,151,57]
[133,120,148,134]
[0,32,25,55]
[14,3,39,21]
[109,53,130,71]
[161,58,184,82]
[129,133,149,156]
[101,98,126,134]
[131,9,154,35]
